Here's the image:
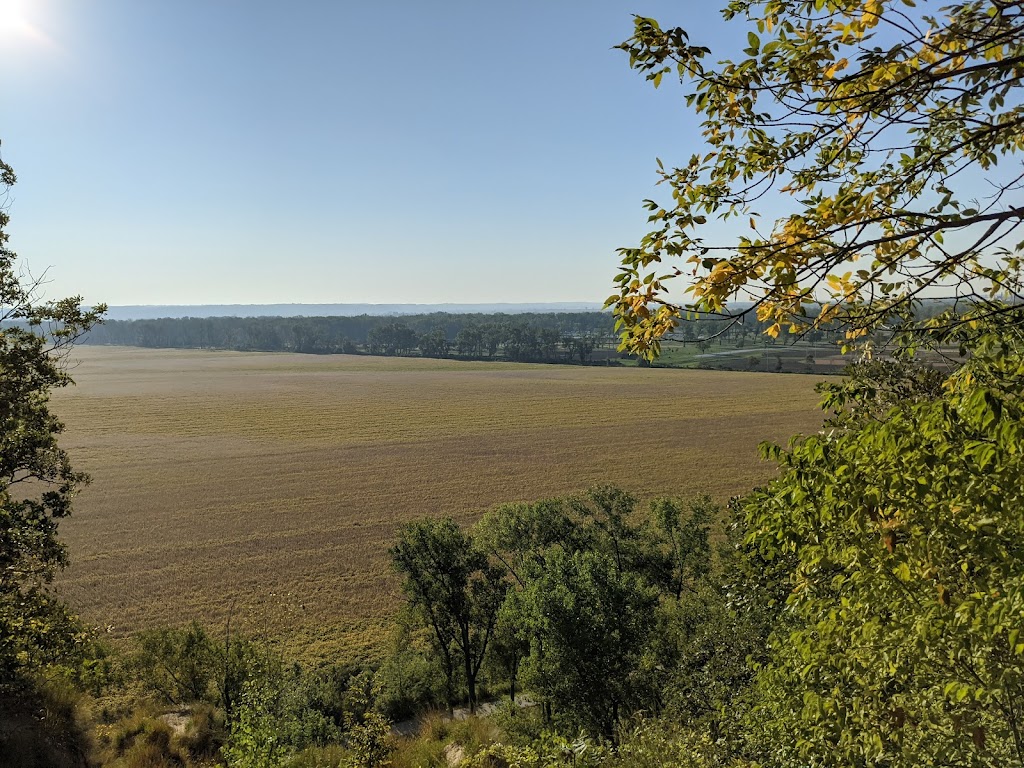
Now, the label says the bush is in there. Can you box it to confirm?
[286,744,350,768]
[222,676,291,768]
[130,621,279,725]
[463,743,547,768]
[179,703,226,762]
[462,734,603,768]
[75,637,124,697]
[93,711,191,768]
[489,702,546,747]
[130,623,219,707]
[344,711,393,768]
[610,720,718,768]
[373,620,447,721]
[0,677,91,768]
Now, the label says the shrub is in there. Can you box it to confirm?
[373,620,446,721]
[286,744,350,768]
[344,711,393,768]
[130,623,218,706]
[179,703,226,762]
[93,712,190,768]
[489,702,546,747]
[0,677,91,768]
[222,676,292,768]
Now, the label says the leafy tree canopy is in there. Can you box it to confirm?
[609,0,1024,356]
[389,517,507,713]
[745,333,1024,766]
[0,152,104,684]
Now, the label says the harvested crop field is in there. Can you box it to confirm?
[52,346,825,661]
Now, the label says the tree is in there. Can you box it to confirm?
[608,1,1024,357]
[455,325,484,357]
[477,489,674,738]
[0,152,105,685]
[567,485,668,585]
[476,499,584,588]
[566,335,597,363]
[476,498,587,724]
[537,327,561,360]
[480,322,504,358]
[130,620,264,719]
[389,518,507,713]
[742,342,1024,766]
[418,328,450,358]
[131,622,219,706]
[367,322,419,356]
[374,609,447,719]
[602,10,1024,761]
[222,674,291,768]
[646,496,792,759]
[484,599,529,705]
[650,495,713,600]
[502,323,541,362]
[518,548,659,742]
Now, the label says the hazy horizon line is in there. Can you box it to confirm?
[102,302,609,320]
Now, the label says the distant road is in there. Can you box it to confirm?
[695,348,767,359]
[695,345,837,359]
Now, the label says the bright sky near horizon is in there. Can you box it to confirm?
[1,1,738,307]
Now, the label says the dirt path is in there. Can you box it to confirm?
[391,696,534,737]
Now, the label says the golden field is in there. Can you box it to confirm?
[51,346,825,662]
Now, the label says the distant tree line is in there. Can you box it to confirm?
[79,310,841,364]
[80,312,624,363]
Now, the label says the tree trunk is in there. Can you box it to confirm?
[509,657,518,705]
[462,625,476,714]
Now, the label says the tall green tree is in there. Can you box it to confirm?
[454,325,485,357]
[518,548,659,742]
[476,499,583,587]
[477,489,677,739]
[603,7,1024,762]
[0,152,104,685]
[418,328,450,358]
[650,495,713,600]
[609,0,1024,356]
[739,336,1024,767]
[390,517,507,713]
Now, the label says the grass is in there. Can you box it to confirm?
[51,346,825,663]
[642,339,856,374]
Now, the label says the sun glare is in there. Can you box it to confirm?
[0,0,47,46]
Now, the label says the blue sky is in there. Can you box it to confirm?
[1,1,738,306]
